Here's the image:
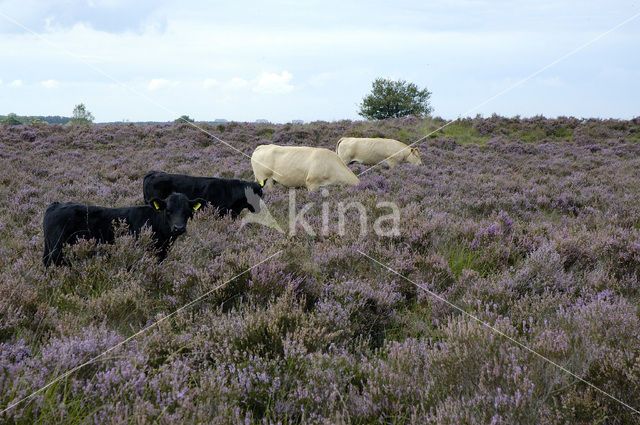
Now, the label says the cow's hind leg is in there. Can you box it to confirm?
[305,176,323,192]
[43,236,64,267]
[45,245,64,267]
[43,244,50,267]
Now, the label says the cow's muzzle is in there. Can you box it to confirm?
[171,225,186,235]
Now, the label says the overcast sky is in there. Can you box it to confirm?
[0,0,638,123]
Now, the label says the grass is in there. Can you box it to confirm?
[442,242,503,279]
[255,127,276,139]
[432,120,490,146]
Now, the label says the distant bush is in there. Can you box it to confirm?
[1,113,22,125]
[174,115,195,124]
[359,78,433,120]
[69,103,94,125]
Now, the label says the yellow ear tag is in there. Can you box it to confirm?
[193,202,202,211]
[153,201,161,210]
[260,180,266,187]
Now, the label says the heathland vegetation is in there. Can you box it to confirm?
[1,116,640,423]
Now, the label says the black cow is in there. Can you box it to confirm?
[143,171,263,218]
[43,193,204,267]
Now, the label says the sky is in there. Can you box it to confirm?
[0,0,638,123]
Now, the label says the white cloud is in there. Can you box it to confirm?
[0,1,638,121]
[148,78,178,90]
[204,77,249,90]
[253,71,293,94]
[0,0,166,34]
[226,77,248,89]
[41,79,60,88]
[203,78,219,88]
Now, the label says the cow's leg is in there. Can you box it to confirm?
[43,243,51,267]
[44,229,65,267]
[49,245,64,266]
[306,175,326,192]
[305,172,320,191]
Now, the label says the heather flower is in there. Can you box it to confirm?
[1,117,639,423]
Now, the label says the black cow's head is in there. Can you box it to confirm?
[245,182,264,213]
[149,192,205,236]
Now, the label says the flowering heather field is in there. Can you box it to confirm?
[1,116,640,424]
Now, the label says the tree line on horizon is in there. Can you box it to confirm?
[2,79,434,126]
[1,103,95,126]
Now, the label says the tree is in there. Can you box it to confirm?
[358,78,433,120]
[174,115,194,124]
[1,113,22,125]
[70,103,94,124]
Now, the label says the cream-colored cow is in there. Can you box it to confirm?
[251,144,359,191]
[336,137,421,168]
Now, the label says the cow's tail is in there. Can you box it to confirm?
[336,137,345,153]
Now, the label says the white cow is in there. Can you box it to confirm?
[251,144,359,191]
[336,137,422,168]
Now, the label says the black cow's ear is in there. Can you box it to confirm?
[150,198,166,211]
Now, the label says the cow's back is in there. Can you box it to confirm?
[308,148,359,189]
[44,202,89,238]
[252,144,358,190]
[44,203,122,245]
[145,171,257,215]
[43,203,99,266]
[337,137,408,164]
[144,171,171,202]
[252,145,313,187]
